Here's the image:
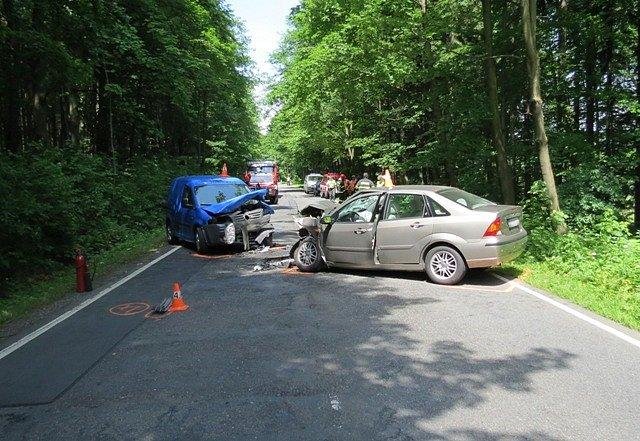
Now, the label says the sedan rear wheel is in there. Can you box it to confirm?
[294,237,323,272]
[425,246,466,285]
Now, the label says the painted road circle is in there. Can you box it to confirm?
[108,302,150,316]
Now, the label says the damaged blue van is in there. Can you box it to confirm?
[165,175,274,253]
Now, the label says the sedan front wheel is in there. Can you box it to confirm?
[425,246,467,285]
[294,237,324,272]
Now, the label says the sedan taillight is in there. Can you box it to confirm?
[483,217,502,237]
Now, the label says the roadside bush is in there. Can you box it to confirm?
[0,148,198,283]
[519,181,640,299]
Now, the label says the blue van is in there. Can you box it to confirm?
[165,175,274,253]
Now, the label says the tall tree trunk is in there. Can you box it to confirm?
[555,0,568,130]
[94,70,110,155]
[482,0,515,204]
[521,0,567,233]
[572,76,581,132]
[68,91,80,145]
[635,6,640,232]
[584,38,596,143]
[2,0,22,152]
[602,1,614,154]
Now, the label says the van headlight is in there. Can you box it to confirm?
[224,222,236,244]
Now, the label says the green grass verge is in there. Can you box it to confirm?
[498,260,640,332]
[0,228,166,327]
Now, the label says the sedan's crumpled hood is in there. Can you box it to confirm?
[201,189,274,216]
[299,199,337,217]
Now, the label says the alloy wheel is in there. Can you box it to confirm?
[298,241,318,266]
[430,250,457,279]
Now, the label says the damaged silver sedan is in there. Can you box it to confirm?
[292,186,527,285]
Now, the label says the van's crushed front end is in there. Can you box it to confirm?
[201,190,274,250]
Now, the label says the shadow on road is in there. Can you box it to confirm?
[209,266,577,439]
[327,266,522,290]
[0,242,573,440]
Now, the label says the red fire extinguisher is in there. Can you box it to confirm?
[75,249,93,293]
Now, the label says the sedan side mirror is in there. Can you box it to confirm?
[320,215,333,225]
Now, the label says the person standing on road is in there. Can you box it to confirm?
[356,172,374,191]
[327,175,337,200]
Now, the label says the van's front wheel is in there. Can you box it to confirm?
[195,227,209,254]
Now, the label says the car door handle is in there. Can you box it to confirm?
[354,227,371,235]
[409,222,424,229]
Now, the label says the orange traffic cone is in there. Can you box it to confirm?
[169,282,189,312]
[220,163,229,177]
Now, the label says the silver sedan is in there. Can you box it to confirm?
[292,185,527,284]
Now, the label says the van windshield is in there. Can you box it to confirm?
[195,183,249,205]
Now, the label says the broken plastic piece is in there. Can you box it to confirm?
[255,229,274,245]
[154,297,172,314]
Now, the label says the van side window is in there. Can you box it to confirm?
[181,186,194,207]
[427,197,449,217]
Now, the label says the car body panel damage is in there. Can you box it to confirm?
[165,175,274,252]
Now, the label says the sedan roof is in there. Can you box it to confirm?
[356,185,451,193]
[389,185,451,192]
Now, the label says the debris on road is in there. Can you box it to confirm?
[154,297,172,314]
[254,229,274,245]
[253,258,294,272]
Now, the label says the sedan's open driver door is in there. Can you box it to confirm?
[323,193,382,268]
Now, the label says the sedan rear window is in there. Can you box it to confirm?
[195,184,249,205]
[437,188,495,210]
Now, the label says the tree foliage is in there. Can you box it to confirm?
[0,0,259,281]
[264,0,639,231]
[0,0,258,171]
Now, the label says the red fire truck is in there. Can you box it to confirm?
[243,160,280,184]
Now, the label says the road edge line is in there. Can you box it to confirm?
[0,246,181,361]
[492,272,640,350]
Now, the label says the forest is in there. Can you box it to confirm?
[0,0,639,328]
[262,0,639,326]
[0,0,258,284]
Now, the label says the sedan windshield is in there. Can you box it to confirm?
[195,183,249,205]
[437,188,495,209]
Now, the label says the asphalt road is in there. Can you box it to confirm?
[1,187,639,440]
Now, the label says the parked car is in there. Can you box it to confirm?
[303,173,323,194]
[291,185,527,285]
[248,173,279,204]
[165,175,274,253]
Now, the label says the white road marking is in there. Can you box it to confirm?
[0,246,182,361]
[492,273,640,350]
